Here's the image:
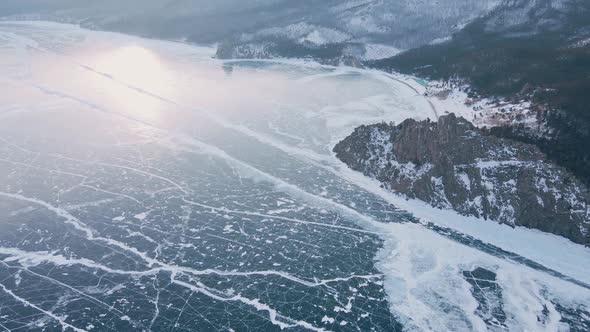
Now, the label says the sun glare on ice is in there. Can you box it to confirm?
[90,45,176,122]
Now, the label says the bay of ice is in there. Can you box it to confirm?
[0,22,589,332]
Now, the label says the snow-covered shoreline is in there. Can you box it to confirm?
[334,160,590,283]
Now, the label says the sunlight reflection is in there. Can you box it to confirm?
[90,45,175,122]
[94,46,164,83]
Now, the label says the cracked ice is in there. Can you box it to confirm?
[0,22,589,332]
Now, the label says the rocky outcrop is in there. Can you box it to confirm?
[334,114,590,245]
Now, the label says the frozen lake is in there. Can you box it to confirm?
[0,22,589,331]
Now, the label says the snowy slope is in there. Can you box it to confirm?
[1,0,504,53]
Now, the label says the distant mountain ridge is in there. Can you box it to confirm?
[0,1,503,58]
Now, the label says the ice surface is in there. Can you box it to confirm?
[0,22,588,332]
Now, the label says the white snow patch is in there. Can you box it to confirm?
[133,210,151,221]
[362,44,401,61]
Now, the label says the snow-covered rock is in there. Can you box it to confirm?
[334,114,590,245]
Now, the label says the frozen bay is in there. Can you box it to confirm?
[0,22,589,332]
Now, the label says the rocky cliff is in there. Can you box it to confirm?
[334,114,590,245]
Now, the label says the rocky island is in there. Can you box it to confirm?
[334,114,590,245]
